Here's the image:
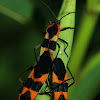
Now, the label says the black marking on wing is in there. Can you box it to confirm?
[58,95,66,100]
[24,78,43,91]
[34,51,52,78]
[31,82,43,91]
[41,39,49,48]
[53,82,68,92]
[49,41,56,51]
[24,78,33,88]
[53,58,66,80]
[20,91,31,100]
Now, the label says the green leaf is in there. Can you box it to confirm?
[56,0,76,66]
[70,64,100,100]
[87,0,100,13]
[0,0,33,24]
[80,52,100,79]
[69,0,99,78]
[69,52,100,99]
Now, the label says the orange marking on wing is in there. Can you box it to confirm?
[49,49,55,60]
[19,88,38,100]
[54,92,61,100]
[44,32,49,39]
[19,87,28,100]
[40,32,49,56]
[55,28,60,37]
[19,94,21,100]
[56,24,60,36]
[46,23,54,32]
[54,92,67,100]
[21,87,28,95]
[40,47,48,57]
[52,72,62,84]
[49,35,58,42]
[56,20,60,24]
[49,39,51,41]
[28,69,34,80]
[30,89,38,100]
[40,47,45,56]
[34,74,48,84]
[45,48,49,51]
[63,92,68,100]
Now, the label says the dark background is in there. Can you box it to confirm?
[0,0,100,100]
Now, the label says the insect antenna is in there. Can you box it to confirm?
[41,0,57,20]
[59,12,76,21]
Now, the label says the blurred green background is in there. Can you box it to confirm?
[0,0,100,100]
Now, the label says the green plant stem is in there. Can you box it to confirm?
[69,12,99,77]
[70,52,100,100]
[0,0,33,24]
[56,0,76,99]
[68,0,99,97]
[0,5,26,24]
[80,52,100,80]
[70,65,100,100]
[57,0,76,66]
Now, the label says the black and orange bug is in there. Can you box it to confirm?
[37,0,75,100]
[18,10,61,100]
[18,23,61,99]
[51,57,75,100]
[40,57,75,100]
[35,16,75,100]
[18,0,75,100]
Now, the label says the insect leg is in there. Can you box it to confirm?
[39,77,73,95]
[60,27,75,32]
[58,38,68,57]
[67,59,75,87]
[34,44,41,63]
[39,73,52,93]
[18,65,34,84]
[18,44,41,85]
[18,44,42,84]
[39,77,53,97]
[54,43,60,60]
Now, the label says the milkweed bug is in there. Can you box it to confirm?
[39,0,75,100]
[52,58,75,100]
[18,0,75,100]
[40,57,75,100]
